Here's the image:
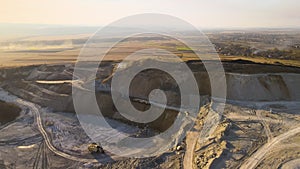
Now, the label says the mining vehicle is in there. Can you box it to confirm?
[88,143,104,153]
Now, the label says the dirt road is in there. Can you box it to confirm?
[255,110,273,142]
[240,126,300,169]
[183,131,198,169]
[16,99,119,164]
[281,159,300,169]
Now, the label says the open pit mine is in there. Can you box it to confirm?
[0,59,300,169]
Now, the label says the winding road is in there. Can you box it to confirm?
[16,98,118,164]
[281,159,300,169]
[240,126,300,169]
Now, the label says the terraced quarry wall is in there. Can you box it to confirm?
[0,62,299,131]
[194,72,300,101]
[226,73,300,101]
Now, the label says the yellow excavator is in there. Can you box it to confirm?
[88,143,104,154]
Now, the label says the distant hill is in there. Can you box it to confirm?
[0,23,99,41]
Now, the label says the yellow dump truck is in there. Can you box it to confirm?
[88,143,104,153]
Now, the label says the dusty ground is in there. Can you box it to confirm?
[192,103,300,169]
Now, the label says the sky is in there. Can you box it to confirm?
[1,0,300,28]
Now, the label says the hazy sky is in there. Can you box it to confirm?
[1,0,300,28]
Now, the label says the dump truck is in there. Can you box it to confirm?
[88,143,104,153]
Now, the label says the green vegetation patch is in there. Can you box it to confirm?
[176,46,193,51]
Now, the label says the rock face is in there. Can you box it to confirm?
[226,73,300,101]
[194,72,300,102]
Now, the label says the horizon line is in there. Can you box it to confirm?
[1,22,300,30]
